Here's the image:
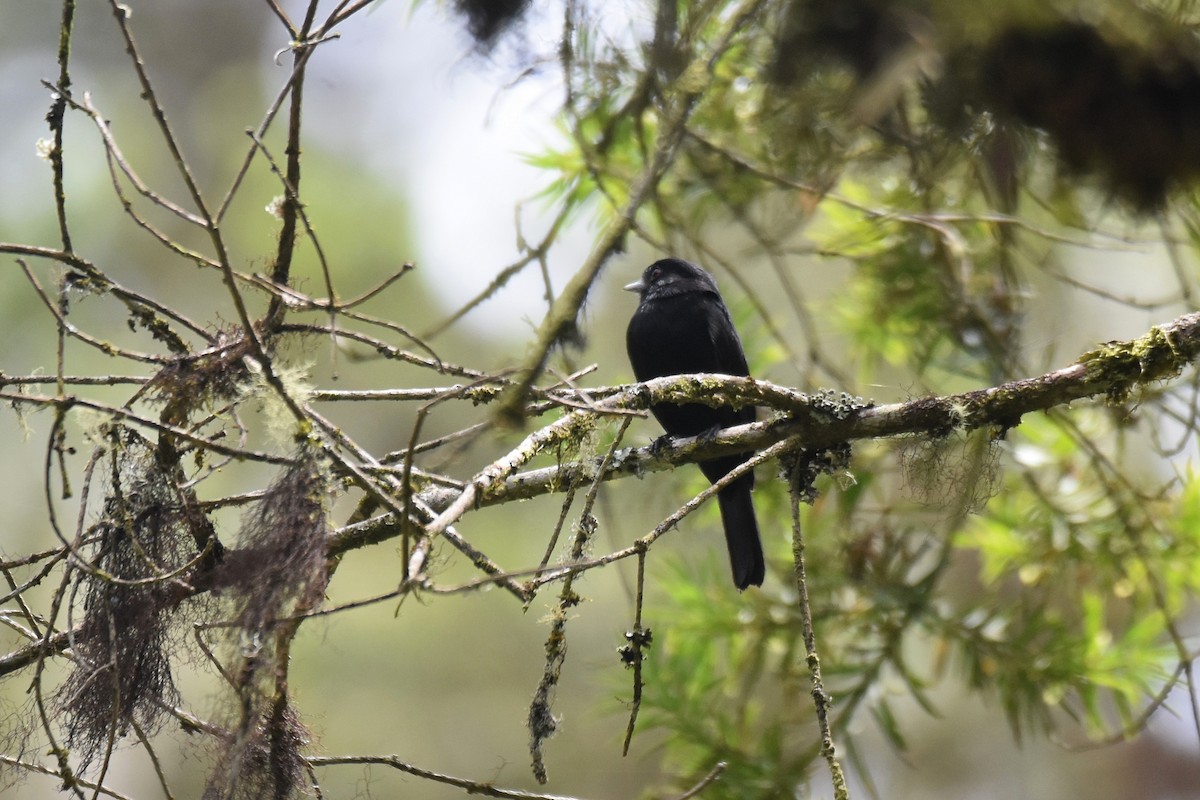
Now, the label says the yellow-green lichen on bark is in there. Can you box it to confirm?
[1079,325,1184,403]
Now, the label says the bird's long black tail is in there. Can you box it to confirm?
[716,476,765,590]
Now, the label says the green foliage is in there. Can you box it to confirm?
[638,559,819,799]
[954,413,1191,735]
[635,417,1193,793]
[532,1,1200,794]
[6,0,1200,797]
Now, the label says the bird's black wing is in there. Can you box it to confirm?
[705,298,750,377]
[704,297,755,429]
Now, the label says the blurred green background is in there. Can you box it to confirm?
[2,1,1200,798]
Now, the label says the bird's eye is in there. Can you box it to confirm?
[649,267,662,282]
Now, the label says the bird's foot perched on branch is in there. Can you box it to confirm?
[648,433,674,455]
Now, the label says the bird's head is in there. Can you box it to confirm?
[623,258,719,301]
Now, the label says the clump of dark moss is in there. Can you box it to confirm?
[982,22,1200,209]
[212,448,331,635]
[203,702,311,800]
[453,0,531,49]
[58,429,198,767]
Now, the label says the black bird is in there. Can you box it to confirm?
[625,258,765,589]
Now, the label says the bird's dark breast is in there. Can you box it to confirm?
[626,294,753,439]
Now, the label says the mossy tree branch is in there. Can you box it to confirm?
[5,309,1196,684]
